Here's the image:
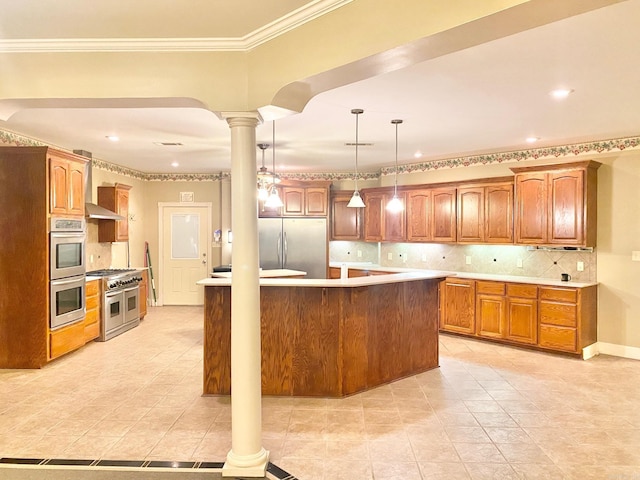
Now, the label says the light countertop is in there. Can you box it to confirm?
[197,270,450,288]
[210,269,307,279]
[329,262,597,288]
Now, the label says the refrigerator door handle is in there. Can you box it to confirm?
[277,232,282,265]
[283,232,288,267]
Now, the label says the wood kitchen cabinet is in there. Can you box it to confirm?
[362,189,405,242]
[439,277,476,334]
[49,151,85,217]
[476,281,507,339]
[0,147,89,369]
[431,188,457,242]
[330,190,361,240]
[505,283,538,345]
[260,181,329,218]
[457,181,513,244]
[511,161,600,247]
[139,270,148,319]
[98,183,131,242]
[406,189,432,242]
[84,279,101,342]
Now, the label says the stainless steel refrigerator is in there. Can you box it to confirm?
[258,217,327,279]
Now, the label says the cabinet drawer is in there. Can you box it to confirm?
[540,301,577,327]
[539,324,577,352]
[476,281,505,295]
[50,321,85,359]
[540,287,577,303]
[85,280,99,296]
[507,283,538,299]
[84,307,99,326]
[86,295,99,311]
[84,321,100,342]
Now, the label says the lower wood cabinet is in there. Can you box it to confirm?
[84,279,101,342]
[440,277,596,355]
[439,278,476,334]
[139,270,148,318]
[49,321,85,360]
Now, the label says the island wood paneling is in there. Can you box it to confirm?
[203,278,440,397]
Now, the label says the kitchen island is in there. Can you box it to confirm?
[197,271,448,397]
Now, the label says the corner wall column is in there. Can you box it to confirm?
[220,111,268,477]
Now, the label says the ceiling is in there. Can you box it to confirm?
[1,0,640,175]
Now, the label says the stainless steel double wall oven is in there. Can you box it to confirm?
[49,217,86,330]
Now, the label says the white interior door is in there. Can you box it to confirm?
[161,205,210,305]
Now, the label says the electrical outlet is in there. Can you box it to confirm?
[421,254,427,262]
[465,256,471,265]
[402,253,407,263]
[387,252,393,260]
[577,261,584,272]
[357,250,362,258]
[517,258,523,268]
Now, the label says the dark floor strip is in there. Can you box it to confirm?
[1,457,296,479]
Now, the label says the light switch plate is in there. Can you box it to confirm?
[387,252,393,260]
[633,251,640,262]
[577,261,584,271]
[516,258,523,268]
[357,250,362,258]
[421,254,427,262]
[465,256,471,265]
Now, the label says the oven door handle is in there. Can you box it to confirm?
[51,276,86,286]
[123,286,139,293]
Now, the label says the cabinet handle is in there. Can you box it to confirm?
[448,283,471,287]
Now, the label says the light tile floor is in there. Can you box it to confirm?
[2,306,640,479]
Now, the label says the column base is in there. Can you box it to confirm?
[222,447,270,478]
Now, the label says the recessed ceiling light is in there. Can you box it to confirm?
[549,88,574,99]
[171,161,179,168]
[526,137,540,143]
[414,151,423,158]
[105,135,119,142]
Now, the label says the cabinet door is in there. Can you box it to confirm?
[431,188,456,242]
[384,192,406,242]
[331,194,360,240]
[476,294,506,338]
[406,189,431,242]
[514,173,548,244]
[548,170,584,245]
[457,187,484,243]
[305,187,328,216]
[50,157,70,215]
[68,161,85,216]
[485,184,513,243]
[282,187,305,216]
[506,297,537,344]
[440,278,476,334]
[116,187,129,241]
[363,192,384,242]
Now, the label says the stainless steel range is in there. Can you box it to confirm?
[87,269,143,341]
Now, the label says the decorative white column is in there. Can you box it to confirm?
[221,112,269,478]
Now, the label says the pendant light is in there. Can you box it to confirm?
[256,143,271,201]
[264,121,284,208]
[386,119,404,212]
[347,108,366,208]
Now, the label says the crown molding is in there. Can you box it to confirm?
[0,0,352,53]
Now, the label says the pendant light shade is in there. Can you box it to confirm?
[386,119,404,213]
[347,108,366,208]
[264,121,284,208]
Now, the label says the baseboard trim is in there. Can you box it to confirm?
[584,342,640,361]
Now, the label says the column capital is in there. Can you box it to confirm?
[219,111,263,128]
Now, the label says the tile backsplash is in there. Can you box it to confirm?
[330,241,596,282]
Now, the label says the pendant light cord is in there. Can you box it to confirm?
[272,121,276,182]
[391,119,403,196]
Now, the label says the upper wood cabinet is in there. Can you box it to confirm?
[259,182,329,218]
[431,188,457,242]
[406,189,432,242]
[511,161,600,247]
[457,182,513,244]
[330,191,361,240]
[98,183,131,242]
[363,190,406,242]
[49,153,85,217]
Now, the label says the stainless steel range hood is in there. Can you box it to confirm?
[74,150,125,220]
